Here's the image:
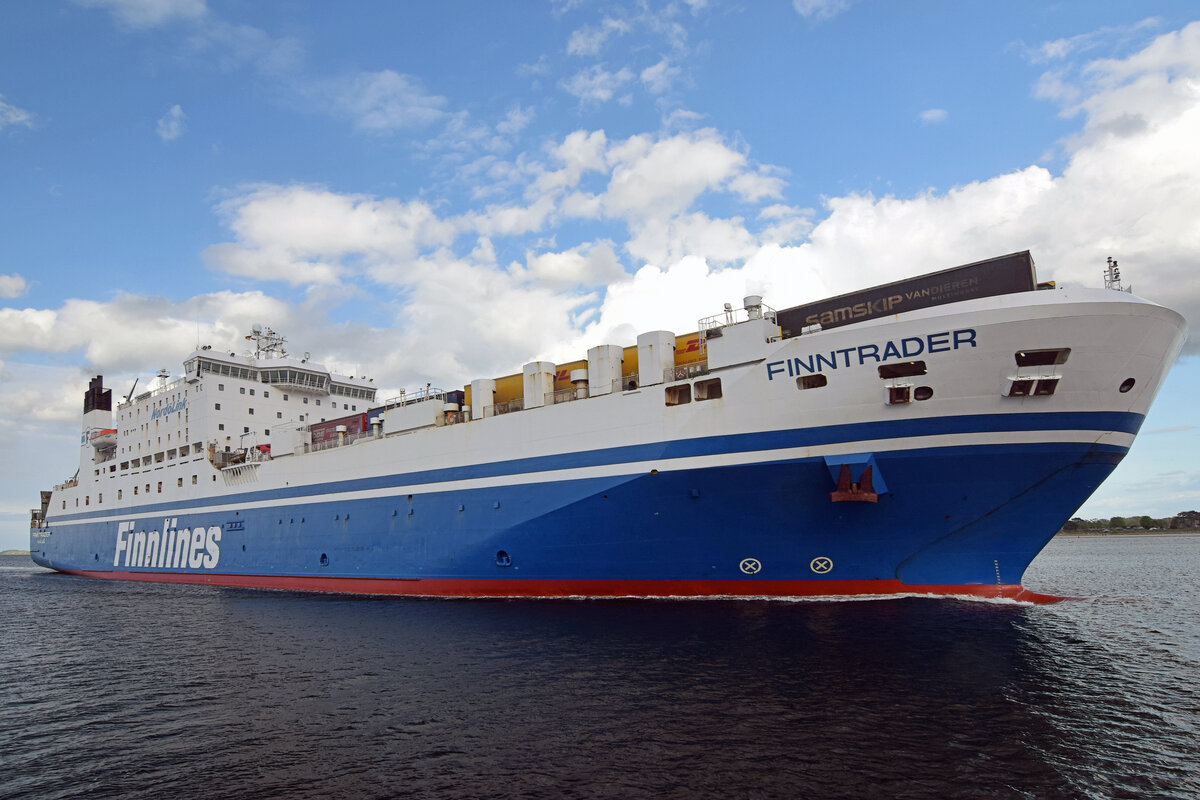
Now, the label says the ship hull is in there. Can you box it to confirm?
[32,434,1128,602]
[31,282,1186,601]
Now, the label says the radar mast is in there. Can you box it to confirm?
[246,324,288,359]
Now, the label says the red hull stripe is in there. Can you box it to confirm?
[57,569,1063,604]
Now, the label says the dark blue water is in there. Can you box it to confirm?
[2,535,1198,799]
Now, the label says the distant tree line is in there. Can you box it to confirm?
[1061,510,1200,532]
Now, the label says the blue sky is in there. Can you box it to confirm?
[2,1,1198,550]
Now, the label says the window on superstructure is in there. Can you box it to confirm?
[797,374,828,390]
[243,427,249,434]
[249,408,254,415]
[98,493,102,504]
[218,424,225,431]
[665,384,691,405]
[276,412,282,419]
[250,389,255,396]
[192,475,197,485]
[157,482,162,493]
[265,429,270,436]
[134,486,138,495]
[1015,348,1070,367]
[118,490,122,500]
[240,387,246,395]
[695,378,723,401]
[215,403,221,410]
[264,391,269,398]
[878,361,927,379]
[219,384,224,391]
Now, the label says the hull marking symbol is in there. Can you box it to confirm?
[810,556,833,574]
[739,558,762,575]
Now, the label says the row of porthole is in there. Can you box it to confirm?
[314,549,513,568]
[280,500,508,528]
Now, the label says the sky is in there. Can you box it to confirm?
[2,0,1198,550]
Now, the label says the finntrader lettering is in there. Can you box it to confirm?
[113,518,221,569]
[766,328,977,379]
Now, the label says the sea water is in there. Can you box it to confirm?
[1,535,1197,799]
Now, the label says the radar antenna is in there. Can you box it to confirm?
[245,325,288,359]
[1104,257,1123,291]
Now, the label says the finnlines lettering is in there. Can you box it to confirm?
[766,328,977,379]
[113,518,221,569]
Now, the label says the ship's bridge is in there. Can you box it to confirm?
[183,350,376,402]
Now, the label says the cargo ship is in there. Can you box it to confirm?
[29,253,1187,601]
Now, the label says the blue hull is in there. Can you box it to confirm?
[31,438,1126,595]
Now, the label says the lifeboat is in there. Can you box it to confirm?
[89,429,117,449]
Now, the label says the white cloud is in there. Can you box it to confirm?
[318,70,448,133]
[0,274,28,298]
[567,17,632,57]
[641,58,682,95]
[1024,17,1161,64]
[187,19,303,76]
[74,0,207,29]
[560,65,635,104]
[496,105,535,136]
[204,184,458,286]
[518,55,552,78]
[603,130,747,220]
[156,104,187,141]
[521,241,626,289]
[919,108,948,124]
[728,169,786,203]
[757,205,815,244]
[0,291,291,377]
[792,0,853,22]
[0,96,35,131]
[625,211,759,268]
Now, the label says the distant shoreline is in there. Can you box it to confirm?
[1058,529,1200,537]
[1,550,31,556]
